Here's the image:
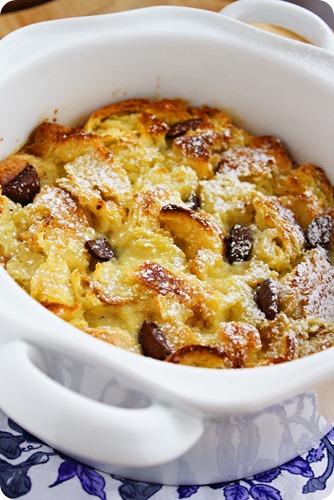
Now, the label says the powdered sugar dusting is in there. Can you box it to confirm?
[1,98,334,368]
[218,146,275,178]
[136,261,192,302]
[281,247,334,323]
[62,152,131,202]
[31,186,93,239]
[174,134,210,162]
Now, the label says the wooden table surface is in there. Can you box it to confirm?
[0,0,309,40]
[0,0,233,37]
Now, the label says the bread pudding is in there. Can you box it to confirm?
[0,98,333,368]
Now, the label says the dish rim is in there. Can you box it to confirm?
[0,5,334,416]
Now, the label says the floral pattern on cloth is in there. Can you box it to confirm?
[0,409,334,500]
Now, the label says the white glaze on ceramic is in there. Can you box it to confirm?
[0,2,334,485]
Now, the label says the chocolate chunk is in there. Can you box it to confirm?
[166,118,203,139]
[186,193,200,211]
[305,215,333,250]
[227,224,253,263]
[139,321,171,360]
[85,237,116,261]
[2,164,40,206]
[256,278,279,320]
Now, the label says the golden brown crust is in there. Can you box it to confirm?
[159,204,225,259]
[280,248,334,323]
[0,156,30,187]
[23,122,104,164]
[1,97,334,368]
[84,98,151,131]
[274,164,334,229]
[258,315,297,364]
[249,135,294,174]
[167,345,230,368]
[217,322,262,368]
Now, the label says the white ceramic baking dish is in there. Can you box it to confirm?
[0,0,334,486]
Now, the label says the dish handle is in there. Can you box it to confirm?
[0,340,204,467]
[220,0,334,52]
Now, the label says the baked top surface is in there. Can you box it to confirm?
[0,98,333,368]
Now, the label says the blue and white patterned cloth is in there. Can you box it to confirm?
[1,408,334,500]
